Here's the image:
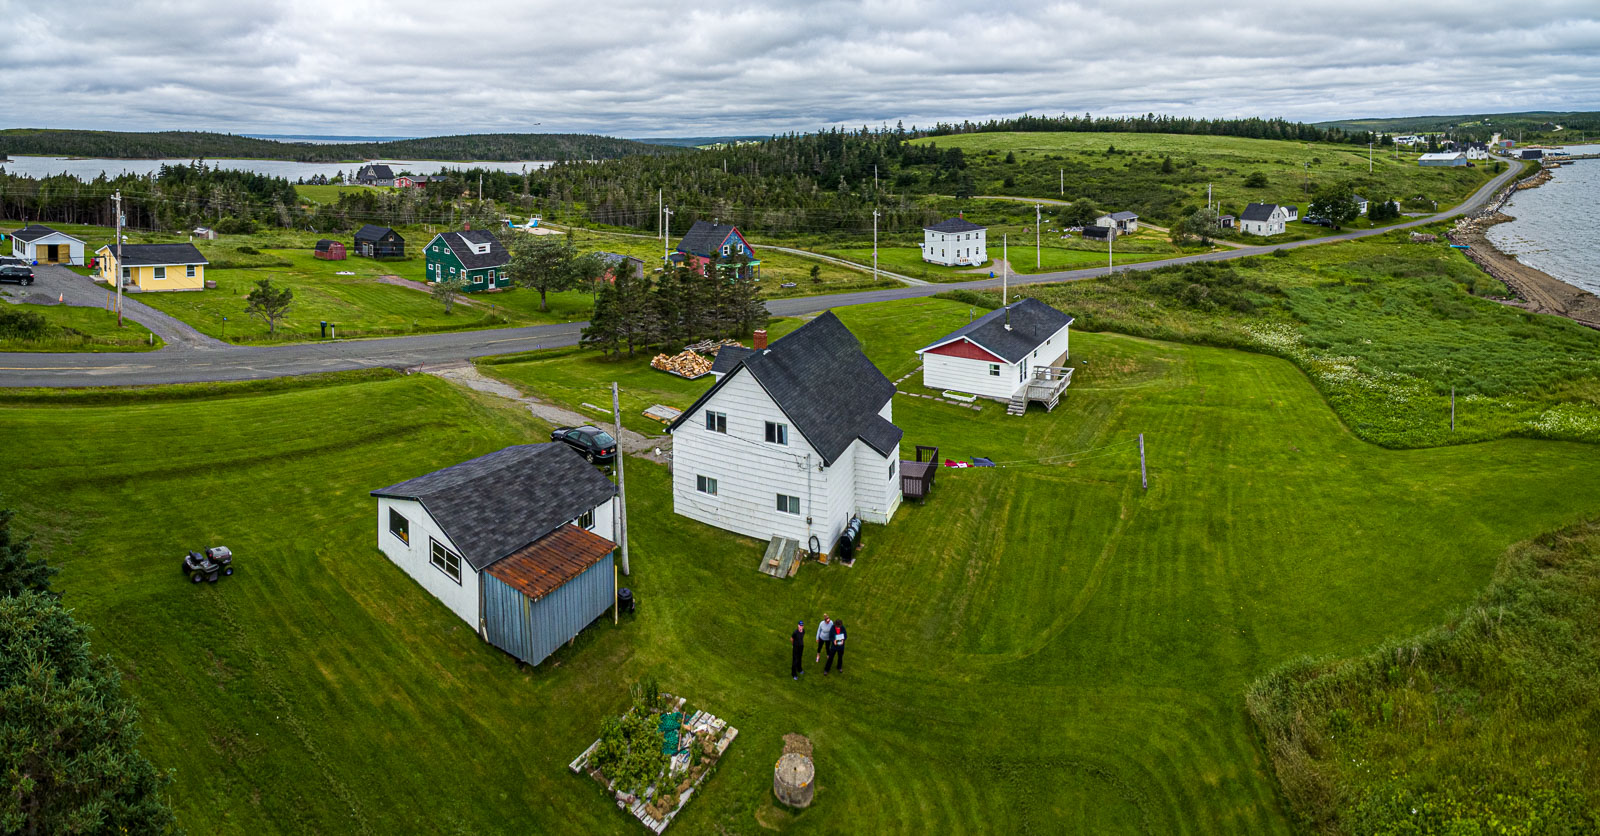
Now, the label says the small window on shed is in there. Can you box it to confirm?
[889,460,897,481]
[578,509,595,530]
[429,539,462,584]
[388,508,409,544]
[186,265,196,277]
[152,266,166,279]
[988,363,1000,377]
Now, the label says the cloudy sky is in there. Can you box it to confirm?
[3,0,1598,138]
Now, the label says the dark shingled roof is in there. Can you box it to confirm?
[437,229,509,270]
[12,224,83,243]
[1240,203,1280,222]
[1103,211,1139,221]
[918,297,1074,364]
[354,224,401,243]
[98,242,208,266]
[315,239,340,251]
[675,220,748,258]
[486,524,616,601]
[370,444,617,571]
[1081,225,1113,239]
[924,217,985,233]
[670,313,901,466]
[359,164,394,180]
[710,345,754,376]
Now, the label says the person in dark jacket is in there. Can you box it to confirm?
[789,620,806,680]
[824,620,845,674]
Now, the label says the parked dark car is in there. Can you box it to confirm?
[0,265,34,285]
[551,425,616,464]
[1302,217,1332,227]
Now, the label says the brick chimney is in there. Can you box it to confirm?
[463,220,471,231]
[753,329,768,350]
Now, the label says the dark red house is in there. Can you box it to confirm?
[314,239,346,260]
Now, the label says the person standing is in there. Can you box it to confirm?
[789,620,806,680]
[825,620,845,675]
[815,614,834,664]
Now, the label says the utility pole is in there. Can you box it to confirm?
[612,382,630,576]
[874,164,878,190]
[657,188,662,250]
[1002,234,1010,329]
[478,172,483,202]
[872,209,880,284]
[1451,387,1456,432]
[1369,141,1373,174]
[1035,204,1041,270]
[113,190,123,326]
[1059,168,1064,196]
[1108,230,1114,276]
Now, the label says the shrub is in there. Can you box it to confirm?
[1244,172,1269,188]
[0,307,49,340]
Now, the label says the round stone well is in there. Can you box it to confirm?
[773,752,815,808]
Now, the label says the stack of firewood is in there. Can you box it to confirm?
[683,338,743,355]
[651,350,713,378]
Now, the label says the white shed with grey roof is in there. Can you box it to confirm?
[916,298,1074,403]
[10,225,86,265]
[370,443,618,666]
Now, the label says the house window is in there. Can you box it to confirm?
[388,508,409,544]
[450,266,457,274]
[186,265,196,277]
[121,267,130,279]
[152,266,166,279]
[889,460,897,481]
[721,244,730,255]
[429,538,462,584]
[776,494,800,515]
[704,411,727,433]
[765,422,787,445]
[989,363,1000,377]
[578,509,595,530]
[696,475,718,495]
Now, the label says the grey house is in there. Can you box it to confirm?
[370,444,619,666]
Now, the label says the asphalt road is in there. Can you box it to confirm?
[0,160,1522,388]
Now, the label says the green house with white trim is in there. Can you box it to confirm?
[425,229,511,292]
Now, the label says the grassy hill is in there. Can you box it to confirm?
[0,129,681,162]
[905,131,1499,224]
[4,288,1600,832]
[1314,110,1600,142]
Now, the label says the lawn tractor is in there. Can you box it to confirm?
[181,546,234,583]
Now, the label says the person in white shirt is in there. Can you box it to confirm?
[815,615,834,664]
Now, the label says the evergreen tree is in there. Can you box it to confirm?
[0,504,54,599]
[0,591,175,834]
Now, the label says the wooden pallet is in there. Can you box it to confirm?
[759,536,800,578]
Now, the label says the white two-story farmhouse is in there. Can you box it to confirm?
[1240,203,1291,236]
[669,313,903,556]
[922,217,987,266]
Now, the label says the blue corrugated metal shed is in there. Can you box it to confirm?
[484,553,614,666]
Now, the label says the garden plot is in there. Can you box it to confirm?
[569,684,739,833]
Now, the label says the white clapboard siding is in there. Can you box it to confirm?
[375,497,480,628]
[673,369,855,550]
[922,351,1022,400]
[852,408,902,525]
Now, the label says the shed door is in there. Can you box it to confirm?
[47,244,60,262]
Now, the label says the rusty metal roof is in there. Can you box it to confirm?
[485,524,616,601]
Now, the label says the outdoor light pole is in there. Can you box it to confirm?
[113,190,123,327]
[662,206,673,264]
[1035,204,1041,270]
[1369,142,1373,173]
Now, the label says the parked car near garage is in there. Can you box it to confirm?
[551,425,617,464]
[0,264,35,285]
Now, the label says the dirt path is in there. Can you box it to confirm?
[374,274,480,307]
[1452,213,1600,330]
[419,362,672,459]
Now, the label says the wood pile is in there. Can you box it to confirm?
[682,338,742,355]
[651,350,713,379]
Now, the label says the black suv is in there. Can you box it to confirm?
[0,265,34,285]
[551,425,616,464]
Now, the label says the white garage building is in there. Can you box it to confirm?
[10,225,86,265]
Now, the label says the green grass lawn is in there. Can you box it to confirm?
[4,297,1600,833]
[904,132,1502,225]
[823,242,1173,281]
[294,184,395,203]
[0,300,162,352]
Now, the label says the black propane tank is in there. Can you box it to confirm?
[835,517,863,563]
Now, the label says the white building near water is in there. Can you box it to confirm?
[922,217,986,266]
[10,225,86,265]
[669,313,903,556]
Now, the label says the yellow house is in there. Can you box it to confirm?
[95,243,208,292]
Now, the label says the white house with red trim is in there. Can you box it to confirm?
[915,298,1074,402]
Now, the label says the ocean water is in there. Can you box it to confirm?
[1485,144,1600,297]
[0,155,550,181]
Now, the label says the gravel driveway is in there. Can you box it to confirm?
[12,264,227,350]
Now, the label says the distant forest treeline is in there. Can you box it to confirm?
[924,113,1362,143]
[0,130,683,162]
[1313,110,1600,142]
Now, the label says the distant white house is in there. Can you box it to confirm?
[1094,211,1139,233]
[1394,135,1426,146]
[370,444,619,666]
[1463,142,1490,160]
[1240,203,1291,236]
[668,312,903,556]
[10,225,85,265]
[922,217,986,266]
[1418,152,1468,167]
[915,298,1074,404]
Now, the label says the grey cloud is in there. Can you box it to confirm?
[0,0,1595,137]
